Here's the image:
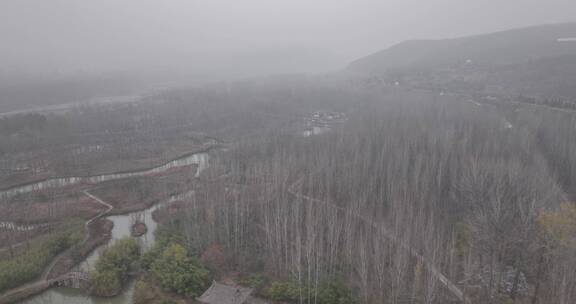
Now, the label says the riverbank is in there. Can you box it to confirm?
[47,219,114,280]
[90,164,200,216]
[0,219,85,301]
[0,143,217,199]
[0,151,211,256]
[0,148,213,303]
[6,150,211,304]
[0,133,219,191]
[0,218,113,304]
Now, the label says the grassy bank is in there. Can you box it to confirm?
[0,219,83,293]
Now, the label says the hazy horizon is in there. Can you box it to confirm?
[1,0,575,81]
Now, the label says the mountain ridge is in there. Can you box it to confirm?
[349,22,576,74]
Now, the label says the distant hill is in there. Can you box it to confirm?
[349,23,576,74]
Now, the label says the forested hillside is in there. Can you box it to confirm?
[348,23,576,100]
[349,23,576,73]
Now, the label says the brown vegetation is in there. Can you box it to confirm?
[132,221,148,237]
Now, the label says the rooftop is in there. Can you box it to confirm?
[198,281,254,304]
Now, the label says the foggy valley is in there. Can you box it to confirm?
[1,1,576,304]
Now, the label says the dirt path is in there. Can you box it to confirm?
[0,281,51,304]
[287,176,472,304]
[82,191,114,226]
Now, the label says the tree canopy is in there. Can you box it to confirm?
[151,243,210,297]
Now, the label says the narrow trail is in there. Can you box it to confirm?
[0,191,115,303]
[0,281,50,304]
[287,176,472,304]
[82,191,114,227]
[41,191,113,281]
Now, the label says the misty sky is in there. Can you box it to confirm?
[1,0,574,80]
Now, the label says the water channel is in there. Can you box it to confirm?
[19,153,209,304]
[1,152,209,200]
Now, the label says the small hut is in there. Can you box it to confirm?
[198,281,254,304]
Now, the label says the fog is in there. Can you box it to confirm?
[1,0,575,81]
[3,2,576,303]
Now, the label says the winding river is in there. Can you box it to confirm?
[17,152,210,304]
[0,152,209,200]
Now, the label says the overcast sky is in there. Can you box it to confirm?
[0,0,574,80]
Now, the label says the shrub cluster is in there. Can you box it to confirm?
[265,279,356,304]
[149,243,210,297]
[90,238,140,297]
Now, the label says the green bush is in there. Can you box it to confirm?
[0,225,83,293]
[133,279,157,304]
[316,280,357,304]
[139,243,163,271]
[265,281,305,301]
[265,279,356,304]
[90,238,140,297]
[454,222,472,256]
[150,243,210,297]
[239,274,266,290]
[140,224,186,271]
[154,223,185,246]
[91,270,122,296]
